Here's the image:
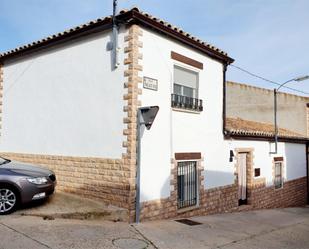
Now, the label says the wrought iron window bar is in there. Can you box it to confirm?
[171,94,203,111]
[177,161,197,209]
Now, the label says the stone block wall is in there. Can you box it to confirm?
[0,152,131,208]
[139,148,307,221]
[249,177,307,209]
[139,176,307,221]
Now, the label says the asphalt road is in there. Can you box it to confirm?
[1,207,309,249]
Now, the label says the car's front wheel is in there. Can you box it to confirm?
[0,186,18,215]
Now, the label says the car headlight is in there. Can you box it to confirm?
[27,177,48,185]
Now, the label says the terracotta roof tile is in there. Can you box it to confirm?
[225,117,308,140]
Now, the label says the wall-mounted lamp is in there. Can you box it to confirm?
[229,150,235,162]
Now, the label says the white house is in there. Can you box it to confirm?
[0,8,307,222]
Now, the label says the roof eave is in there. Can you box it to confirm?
[224,131,309,144]
[0,23,113,62]
[0,10,134,62]
[0,9,234,65]
[131,10,234,64]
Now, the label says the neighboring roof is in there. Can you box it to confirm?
[225,117,309,142]
[0,8,234,64]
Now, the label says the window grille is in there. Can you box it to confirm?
[177,161,197,209]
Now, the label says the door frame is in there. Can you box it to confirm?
[306,143,309,205]
[238,152,248,205]
[174,152,203,213]
[235,148,254,206]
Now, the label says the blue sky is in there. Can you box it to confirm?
[0,0,308,95]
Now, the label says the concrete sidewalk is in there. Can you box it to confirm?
[135,207,309,249]
[0,215,155,249]
[15,191,128,222]
[1,207,309,248]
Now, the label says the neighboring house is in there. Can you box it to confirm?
[227,81,309,136]
[0,8,307,222]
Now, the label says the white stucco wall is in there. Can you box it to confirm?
[139,27,233,202]
[1,29,126,158]
[284,143,306,181]
[227,140,306,187]
[138,28,173,202]
[139,27,307,202]
[231,140,276,187]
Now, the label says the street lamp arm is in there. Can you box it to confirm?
[277,79,295,91]
[277,75,309,91]
[271,74,309,154]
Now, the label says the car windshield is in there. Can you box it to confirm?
[0,156,11,165]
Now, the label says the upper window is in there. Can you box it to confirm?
[172,66,203,111]
[173,66,198,98]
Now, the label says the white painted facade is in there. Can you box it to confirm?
[230,140,306,186]
[1,29,127,158]
[0,24,306,204]
[138,27,307,202]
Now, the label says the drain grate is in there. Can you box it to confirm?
[175,218,202,226]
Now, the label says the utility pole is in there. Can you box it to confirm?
[271,75,309,154]
[109,0,119,69]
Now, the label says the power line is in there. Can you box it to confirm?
[230,64,309,95]
[3,58,36,97]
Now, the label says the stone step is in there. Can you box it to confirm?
[237,205,252,211]
[16,191,128,222]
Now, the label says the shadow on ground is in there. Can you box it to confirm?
[15,191,128,221]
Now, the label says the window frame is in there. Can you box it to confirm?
[171,63,203,112]
[173,64,200,99]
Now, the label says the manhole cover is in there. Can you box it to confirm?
[112,238,148,249]
[175,218,202,226]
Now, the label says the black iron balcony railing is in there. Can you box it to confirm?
[171,94,203,112]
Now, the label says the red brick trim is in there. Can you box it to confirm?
[274,157,284,162]
[171,51,203,69]
[175,152,201,160]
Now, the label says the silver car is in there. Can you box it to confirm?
[0,157,56,214]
